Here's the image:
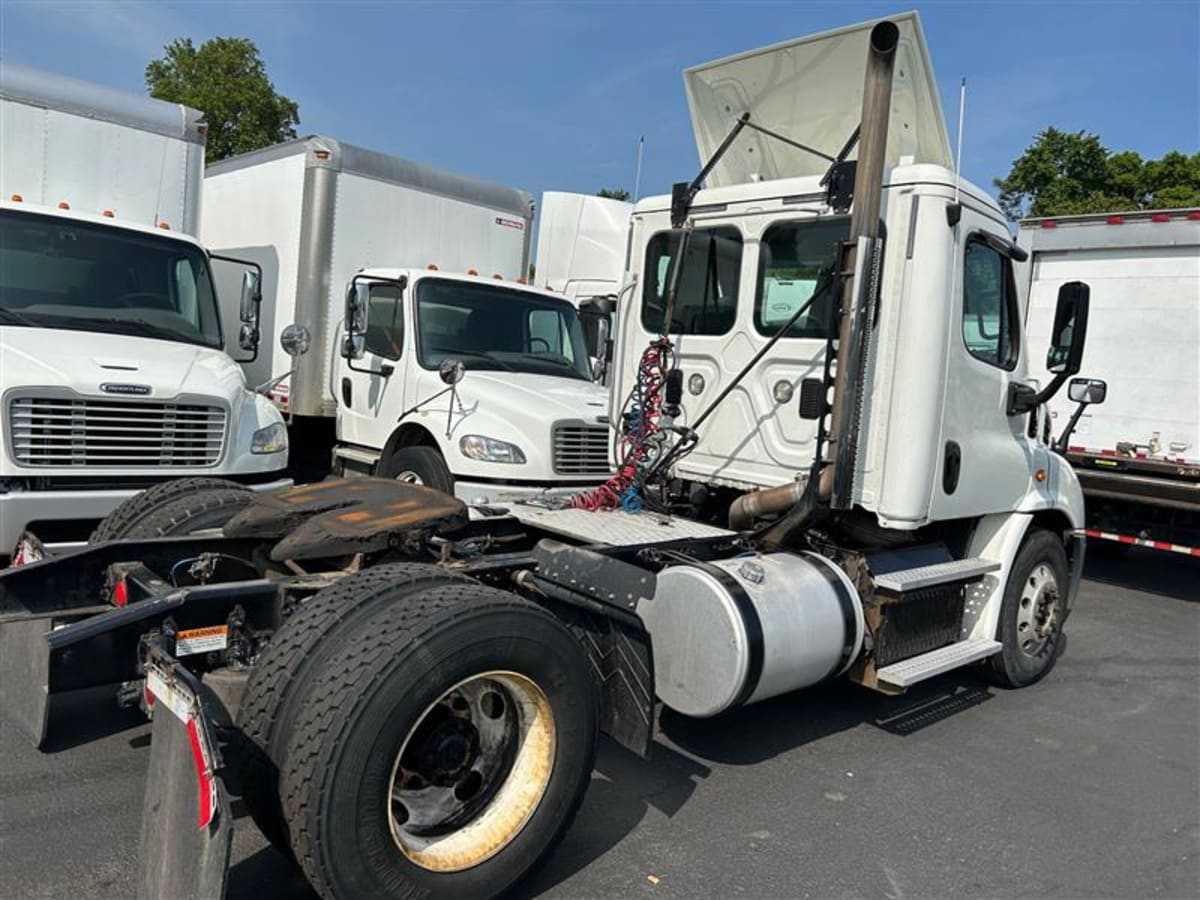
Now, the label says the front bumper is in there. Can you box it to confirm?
[0,477,292,555]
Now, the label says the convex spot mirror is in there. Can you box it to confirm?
[438,358,465,386]
[1046,281,1090,375]
[281,323,311,358]
[1068,377,1106,405]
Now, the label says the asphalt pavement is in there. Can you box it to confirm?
[1,548,1196,900]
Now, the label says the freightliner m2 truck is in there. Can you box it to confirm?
[0,61,289,562]
[202,138,612,496]
[0,15,1104,900]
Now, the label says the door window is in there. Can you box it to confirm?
[962,236,1019,369]
[363,284,404,360]
[641,226,743,335]
[754,217,848,338]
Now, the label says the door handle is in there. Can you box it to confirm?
[341,377,352,406]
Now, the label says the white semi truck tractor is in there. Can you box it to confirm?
[0,15,1099,900]
[0,61,290,562]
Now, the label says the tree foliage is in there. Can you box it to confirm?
[996,127,1200,221]
[146,37,299,162]
[597,188,631,201]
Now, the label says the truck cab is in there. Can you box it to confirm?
[611,15,1084,539]
[0,201,289,555]
[334,268,612,500]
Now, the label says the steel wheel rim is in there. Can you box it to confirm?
[1016,562,1060,658]
[394,470,424,485]
[387,671,556,872]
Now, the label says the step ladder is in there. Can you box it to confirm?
[876,638,1002,690]
[873,557,1000,595]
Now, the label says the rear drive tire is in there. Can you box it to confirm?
[90,477,252,541]
[988,529,1070,688]
[281,580,598,900]
[234,563,468,854]
[378,446,455,496]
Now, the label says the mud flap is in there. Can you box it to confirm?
[137,652,233,900]
[0,616,55,745]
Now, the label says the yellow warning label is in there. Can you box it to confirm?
[176,625,228,657]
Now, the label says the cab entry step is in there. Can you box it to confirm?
[873,557,1000,594]
[876,638,1002,690]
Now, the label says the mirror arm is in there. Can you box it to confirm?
[1008,371,1069,416]
[1054,400,1091,455]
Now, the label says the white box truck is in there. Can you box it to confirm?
[535,191,632,378]
[0,61,289,559]
[203,138,613,496]
[1021,209,1199,556]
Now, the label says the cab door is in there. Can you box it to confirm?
[337,280,406,450]
[930,216,1036,519]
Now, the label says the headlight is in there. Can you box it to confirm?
[459,434,526,464]
[251,421,288,454]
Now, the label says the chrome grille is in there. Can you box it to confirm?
[552,422,610,476]
[9,395,227,468]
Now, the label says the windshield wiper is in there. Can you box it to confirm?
[525,354,588,379]
[443,349,518,373]
[0,308,36,327]
[105,317,201,346]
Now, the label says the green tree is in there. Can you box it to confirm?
[146,37,299,162]
[996,127,1200,220]
[597,188,631,201]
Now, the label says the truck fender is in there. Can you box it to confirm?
[962,512,1034,645]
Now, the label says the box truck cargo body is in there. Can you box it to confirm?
[0,62,287,558]
[1021,210,1199,554]
[0,59,205,235]
[202,136,535,420]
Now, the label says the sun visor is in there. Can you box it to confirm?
[683,11,951,187]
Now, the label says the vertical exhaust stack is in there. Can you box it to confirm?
[820,19,900,501]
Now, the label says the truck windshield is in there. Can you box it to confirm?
[416,278,592,380]
[0,209,222,348]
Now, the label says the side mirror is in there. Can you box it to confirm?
[1068,377,1106,405]
[579,295,617,316]
[1046,281,1090,375]
[238,270,262,351]
[438,358,465,386]
[341,282,370,360]
[280,323,311,358]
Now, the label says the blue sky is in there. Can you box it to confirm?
[2,0,1197,215]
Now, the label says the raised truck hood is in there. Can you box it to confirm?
[0,326,246,400]
[683,10,951,187]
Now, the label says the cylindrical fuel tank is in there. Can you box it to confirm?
[638,552,864,718]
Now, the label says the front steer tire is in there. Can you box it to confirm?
[280,580,599,900]
[988,528,1070,688]
[378,445,456,495]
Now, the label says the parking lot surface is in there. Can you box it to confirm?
[1,549,1196,900]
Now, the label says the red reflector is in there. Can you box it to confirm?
[186,718,216,829]
[1151,213,1171,222]
[1188,211,1200,221]
[113,579,129,607]
[1106,216,1124,225]
[1040,220,1057,229]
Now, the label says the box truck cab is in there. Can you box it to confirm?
[0,62,288,558]
[335,268,612,499]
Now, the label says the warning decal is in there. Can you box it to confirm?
[176,625,229,657]
[495,216,525,230]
